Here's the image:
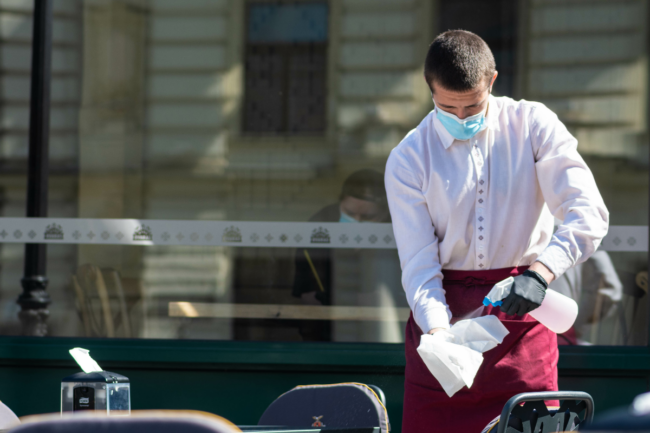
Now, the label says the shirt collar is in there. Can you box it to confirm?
[433,94,502,150]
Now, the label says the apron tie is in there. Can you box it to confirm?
[462,276,487,287]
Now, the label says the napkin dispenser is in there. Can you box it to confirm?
[61,348,130,415]
[61,371,131,415]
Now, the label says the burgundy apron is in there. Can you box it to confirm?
[402,267,559,433]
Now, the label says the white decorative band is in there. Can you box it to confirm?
[0,218,645,251]
[599,225,648,252]
[0,217,396,249]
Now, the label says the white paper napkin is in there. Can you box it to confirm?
[69,347,103,373]
[417,315,509,397]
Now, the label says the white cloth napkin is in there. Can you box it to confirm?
[417,315,509,397]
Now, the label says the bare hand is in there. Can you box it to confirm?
[428,327,445,334]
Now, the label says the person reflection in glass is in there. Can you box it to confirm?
[292,169,390,341]
[551,250,623,345]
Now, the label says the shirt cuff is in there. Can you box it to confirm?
[536,242,575,279]
[413,301,451,333]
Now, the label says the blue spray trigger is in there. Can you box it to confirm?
[483,297,503,307]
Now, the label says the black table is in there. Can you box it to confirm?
[238,427,380,433]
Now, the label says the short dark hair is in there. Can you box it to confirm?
[340,169,387,204]
[424,30,496,93]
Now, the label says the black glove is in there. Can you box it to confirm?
[500,270,548,316]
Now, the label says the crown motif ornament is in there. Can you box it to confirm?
[310,227,330,244]
[133,225,153,241]
[222,226,242,243]
[44,224,64,240]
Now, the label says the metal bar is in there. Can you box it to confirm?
[17,0,53,337]
[169,302,411,322]
[646,0,650,349]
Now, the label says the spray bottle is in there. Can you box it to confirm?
[483,277,578,334]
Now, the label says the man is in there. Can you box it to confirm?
[292,169,390,340]
[384,30,608,432]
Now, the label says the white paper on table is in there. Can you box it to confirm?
[69,347,103,373]
[417,315,509,397]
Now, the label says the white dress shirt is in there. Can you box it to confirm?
[384,95,609,333]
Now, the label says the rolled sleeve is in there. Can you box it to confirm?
[385,144,451,332]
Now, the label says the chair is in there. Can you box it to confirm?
[258,382,389,432]
[582,391,650,431]
[71,264,136,338]
[481,391,594,433]
[13,411,240,433]
[0,400,19,431]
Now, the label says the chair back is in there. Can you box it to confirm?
[583,391,650,431]
[0,401,19,431]
[258,382,389,432]
[13,411,240,433]
[72,264,132,338]
[484,391,594,433]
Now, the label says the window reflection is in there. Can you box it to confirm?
[291,170,397,341]
[0,0,646,346]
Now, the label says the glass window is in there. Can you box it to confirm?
[0,0,647,347]
[244,2,328,133]
[519,0,648,346]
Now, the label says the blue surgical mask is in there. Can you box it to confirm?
[435,106,488,141]
[339,211,359,223]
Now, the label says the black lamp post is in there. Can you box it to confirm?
[17,0,53,336]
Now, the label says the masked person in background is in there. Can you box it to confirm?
[292,169,390,341]
[384,30,609,432]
